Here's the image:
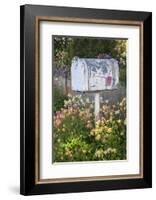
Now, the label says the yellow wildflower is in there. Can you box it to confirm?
[107,128,112,133]
[96,121,100,127]
[95,134,101,141]
[104,125,108,130]
[90,130,95,136]
[109,117,113,122]
[117,119,121,124]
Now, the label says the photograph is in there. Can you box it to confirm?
[53,36,127,163]
[20,5,152,195]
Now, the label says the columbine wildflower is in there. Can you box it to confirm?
[117,119,121,124]
[54,95,126,162]
[95,134,101,141]
[95,149,104,158]
[107,128,112,133]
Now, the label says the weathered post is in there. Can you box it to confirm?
[94,93,100,121]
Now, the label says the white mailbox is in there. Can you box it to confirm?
[71,57,119,92]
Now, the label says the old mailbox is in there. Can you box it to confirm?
[71,57,119,92]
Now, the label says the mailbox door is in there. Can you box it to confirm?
[71,60,89,91]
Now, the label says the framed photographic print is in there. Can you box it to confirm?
[20,4,152,195]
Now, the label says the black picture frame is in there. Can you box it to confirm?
[20,4,152,195]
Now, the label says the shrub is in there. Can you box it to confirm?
[53,87,68,113]
[91,98,126,160]
[53,95,126,162]
[119,67,126,85]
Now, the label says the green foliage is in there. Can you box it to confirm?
[120,67,126,85]
[91,98,127,160]
[68,38,118,59]
[54,36,127,84]
[54,37,72,69]
[54,115,92,162]
[53,87,68,113]
[53,95,126,162]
